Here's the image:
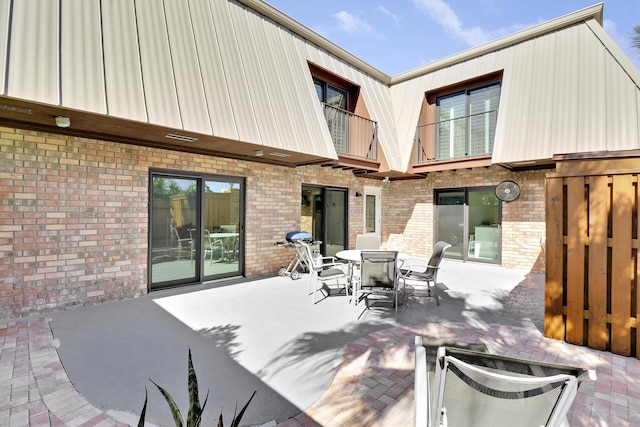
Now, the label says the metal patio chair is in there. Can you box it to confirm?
[401,241,451,306]
[354,250,405,320]
[414,338,596,427]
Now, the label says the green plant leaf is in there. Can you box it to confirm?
[230,390,257,427]
[137,388,148,427]
[187,348,203,426]
[151,379,185,427]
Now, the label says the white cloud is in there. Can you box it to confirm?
[411,0,492,46]
[376,5,400,26]
[332,10,372,34]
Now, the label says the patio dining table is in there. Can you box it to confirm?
[336,249,409,290]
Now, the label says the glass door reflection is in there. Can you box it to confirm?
[150,176,199,289]
[202,180,242,279]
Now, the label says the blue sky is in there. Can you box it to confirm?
[265,0,640,75]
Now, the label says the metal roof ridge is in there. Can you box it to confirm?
[389,3,604,84]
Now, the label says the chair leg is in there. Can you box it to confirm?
[431,278,440,306]
[312,277,321,304]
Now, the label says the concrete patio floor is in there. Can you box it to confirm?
[1,259,639,426]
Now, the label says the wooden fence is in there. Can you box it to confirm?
[545,153,639,358]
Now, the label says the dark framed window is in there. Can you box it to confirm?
[314,78,348,110]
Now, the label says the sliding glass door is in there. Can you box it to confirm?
[150,177,199,286]
[435,187,500,263]
[149,172,244,290]
[301,185,347,257]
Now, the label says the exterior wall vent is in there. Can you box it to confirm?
[165,133,198,142]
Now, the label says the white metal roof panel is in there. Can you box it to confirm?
[247,12,298,151]
[575,24,607,154]
[164,0,211,134]
[546,29,580,157]
[135,0,182,128]
[0,0,11,95]
[7,0,59,104]
[60,0,106,113]
[188,0,238,140]
[230,4,279,146]
[286,29,337,156]
[101,0,146,121]
[208,0,261,144]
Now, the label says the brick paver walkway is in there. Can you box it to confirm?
[2,317,639,426]
[0,318,126,427]
[281,323,640,427]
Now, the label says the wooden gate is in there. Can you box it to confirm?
[545,152,639,358]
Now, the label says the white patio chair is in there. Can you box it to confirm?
[298,241,349,304]
[356,233,381,250]
[414,339,596,427]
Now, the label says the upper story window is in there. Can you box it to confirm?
[415,72,502,167]
[436,83,500,159]
[314,79,348,111]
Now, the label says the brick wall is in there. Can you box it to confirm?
[0,127,375,317]
[0,126,548,318]
[381,166,548,271]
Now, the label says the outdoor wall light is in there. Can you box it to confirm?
[55,116,70,128]
[382,177,390,184]
[355,192,363,197]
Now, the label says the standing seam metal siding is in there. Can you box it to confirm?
[391,18,640,168]
[136,1,181,128]
[61,0,106,113]
[0,0,345,158]
[3,2,638,172]
[102,0,147,121]
[163,0,212,134]
[7,0,59,104]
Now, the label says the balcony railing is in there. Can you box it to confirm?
[414,109,498,164]
[322,103,378,162]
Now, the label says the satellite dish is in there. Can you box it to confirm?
[495,180,520,202]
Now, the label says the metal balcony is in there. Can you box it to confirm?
[322,103,378,162]
[415,109,498,164]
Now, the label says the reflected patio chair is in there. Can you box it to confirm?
[354,251,405,320]
[356,233,381,250]
[401,241,451,306]
[204,230,225,264]
[299,241,348,304]
[171,226,192,260]
[414,340,596,427]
